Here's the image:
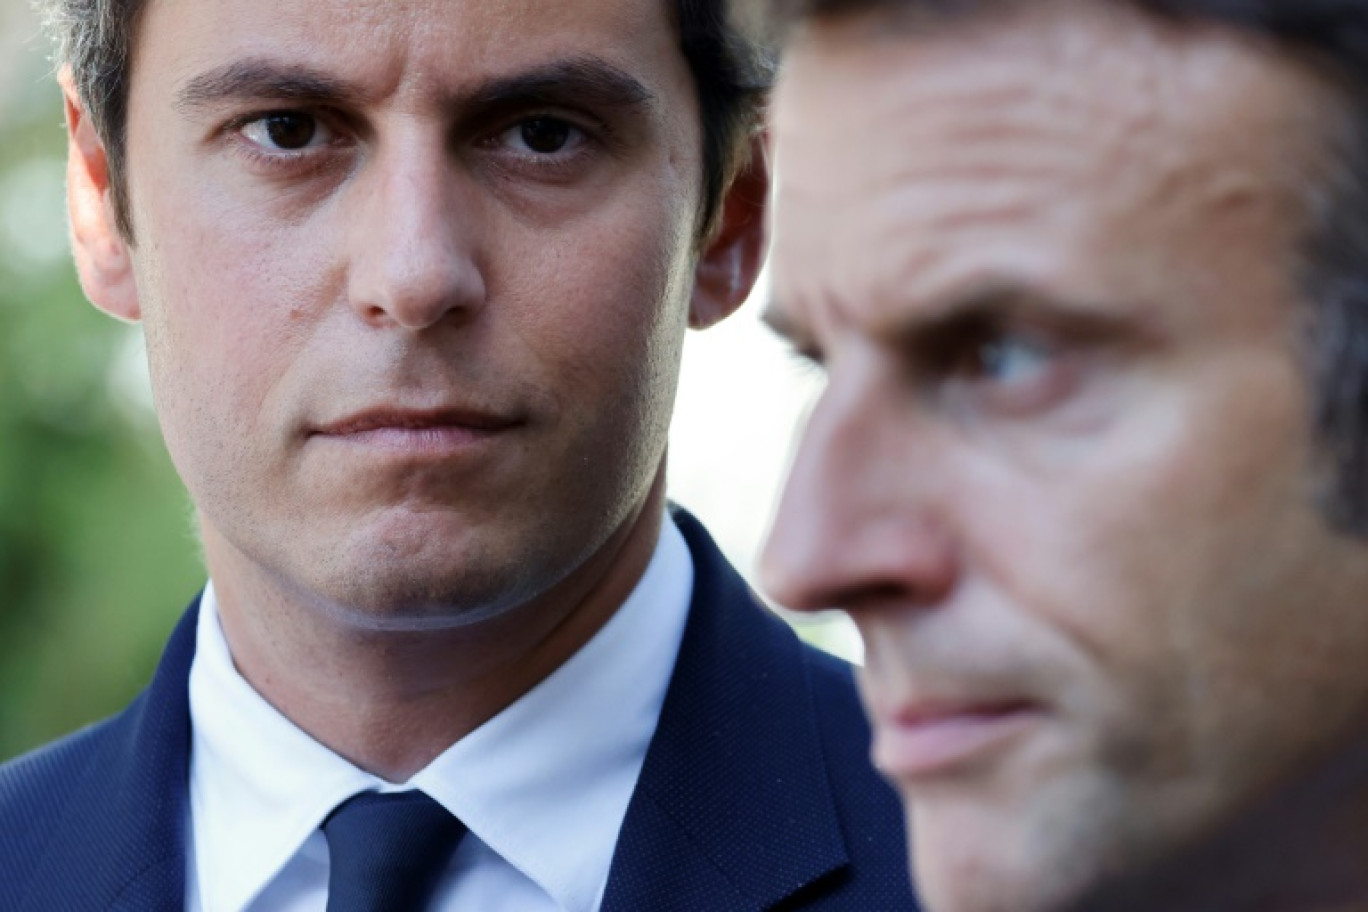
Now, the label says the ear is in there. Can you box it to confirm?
[61,67,141,322]
[689,131,771,330]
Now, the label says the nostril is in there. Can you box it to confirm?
[348,257,488,331]
[822,582,921,613]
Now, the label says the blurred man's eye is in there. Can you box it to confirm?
[970,334,1053,386]
[240,111,330,151]
[930,325,1081,417]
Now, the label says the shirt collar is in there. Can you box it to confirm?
[188,517,694,912]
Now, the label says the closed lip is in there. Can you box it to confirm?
[870,696,1042,781]
[311,405,523,437]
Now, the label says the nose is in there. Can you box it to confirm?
[759,372,959,613]
[346,134,486,330]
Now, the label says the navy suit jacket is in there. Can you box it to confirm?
[0,509,918,910]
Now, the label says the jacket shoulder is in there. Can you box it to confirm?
[0,704,139,897]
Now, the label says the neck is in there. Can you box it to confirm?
[205,477,667,782]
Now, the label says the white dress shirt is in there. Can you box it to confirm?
[184,518,694,912]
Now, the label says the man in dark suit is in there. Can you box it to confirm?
[0,0,917,908]
[757,0,1368,910]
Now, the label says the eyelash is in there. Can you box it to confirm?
[783,324,1069,399]
[938,327,1090,419]
[224,110,344,174]
[481,111,614,181]
[223,108,611,183]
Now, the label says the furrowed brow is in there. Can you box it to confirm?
[177,60,358,112]
[875,281,1142,362]
[889,284,1028,345]
[463,57,655,113]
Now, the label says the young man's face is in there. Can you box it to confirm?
[75,0,742,626]
[764,4,1368,910]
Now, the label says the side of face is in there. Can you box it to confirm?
[763,4,1368,911]
[64,0,764,626]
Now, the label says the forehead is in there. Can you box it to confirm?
[132,0,685,106]
[768,2,1340,340]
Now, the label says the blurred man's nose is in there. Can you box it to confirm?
[760,372,959,614]
[345,134,486,330]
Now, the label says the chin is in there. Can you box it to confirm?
[907,796,1139,912]
[913,848,1040,912]
[915,858,1099,912]
[297,527,556,631]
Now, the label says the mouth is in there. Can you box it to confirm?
[309,406,523,454]
[871,698,1042,783]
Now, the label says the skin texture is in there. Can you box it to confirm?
[762,3,1368,910]
[62,0,767,779]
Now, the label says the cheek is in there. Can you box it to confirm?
[498,190,696,402]
[954,348,1314,761]
[133,186,335,465]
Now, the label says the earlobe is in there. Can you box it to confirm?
[62,68,141,323]
[690,132,772,330]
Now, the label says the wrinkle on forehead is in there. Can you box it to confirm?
[141,0,672,110]
[771,0,1345,337]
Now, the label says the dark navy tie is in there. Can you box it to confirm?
[322,790,467,912]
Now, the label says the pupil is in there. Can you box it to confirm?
[979,341,1008,376]
[265,113,316,150]
[521,118,570,154]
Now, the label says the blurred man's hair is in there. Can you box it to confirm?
[35,0,773,243]
[762,0,1368,535]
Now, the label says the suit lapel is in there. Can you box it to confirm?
[21,601,199,912]
[602,510,849,912]
[19,513,857,911]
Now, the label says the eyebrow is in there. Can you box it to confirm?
[876,281,1138,349]
[465,58,655,112]
[177,61,355,111]
[176,55,657,116]
[764,280,1141,360]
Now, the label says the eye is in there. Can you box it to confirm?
[936,327,1081,416]
[239,111,334,152]
[970,335,1053,386]
[500,116,583,155]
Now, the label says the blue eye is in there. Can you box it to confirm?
[936,323,1083,415]
[974,335,1053,385]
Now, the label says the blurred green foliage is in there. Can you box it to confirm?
[0,30,203,760]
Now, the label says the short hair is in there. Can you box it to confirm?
[760,0,1368,536]
[35,0,772,242]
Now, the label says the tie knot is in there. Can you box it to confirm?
[322,791,467,912]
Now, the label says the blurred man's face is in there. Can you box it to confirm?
[91,0,715,626]
[763,4,1368,910]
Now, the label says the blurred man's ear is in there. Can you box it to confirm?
[690,132,771,330]
[61,67,141,323]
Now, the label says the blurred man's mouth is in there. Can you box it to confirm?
[871,696,1043,782]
